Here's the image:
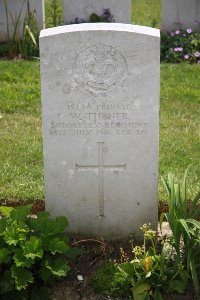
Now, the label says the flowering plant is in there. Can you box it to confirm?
[161,28,200,64]
[118,224,188,300]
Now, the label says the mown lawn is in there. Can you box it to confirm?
[0,0,199,204]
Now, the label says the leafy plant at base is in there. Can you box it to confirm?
[161,168,200,299]
[91,224,188,300]
[0,206,74,299]
[90,262,132,298]
[118,224,188,300]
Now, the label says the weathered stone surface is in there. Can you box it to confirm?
[162,0,200,31]
[40,23,160,240]
[62,0,131,24]
[0,0,45,41]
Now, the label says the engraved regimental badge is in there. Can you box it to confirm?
[73,43,128,97]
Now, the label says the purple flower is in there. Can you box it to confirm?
[170,32,175,36]
[197,60,200,64]
[174,47,183,52]
[186,28,192,33]
[175,30,180,35]
[194,51,200,57]
[184,54,189,60]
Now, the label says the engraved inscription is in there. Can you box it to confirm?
[49,101,149,136]
[73,44,128,97]
[49,101,149,137]
[76,142,126,216]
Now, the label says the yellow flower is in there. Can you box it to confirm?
[143,256,153,272]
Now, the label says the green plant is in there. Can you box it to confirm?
[1,0,39,59]
[91,224,188,300]
[89,8,115,23]
[0,206,72,299]
[90,262,132,298]
[161,169,200,299]
[161,28,200,64]
[21,5,39,58]
[118,224,188,300]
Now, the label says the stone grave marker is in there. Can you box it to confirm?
[62,0,131,24]
[0,0,45,42]
[162,0,200,31]
[40,23,160,240]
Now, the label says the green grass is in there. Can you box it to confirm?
[159,64,200,199]
[45,0,63,28]
[0,0,199,204]
[0,61,44,202]
[131,0,161,28]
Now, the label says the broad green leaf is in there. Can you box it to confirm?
[54,216,69,231]
[10,206,32,221]
[0,247,10,264]
[0,206,15,217]
[29,213,68,237]
[22,236,43,259]
[13,250,34,268]
[4,221,27,246]
[11,266,33,291]
[133,280,151,294]
[49,238,69,254]
[45,257,70,277]
[118,262,135,277]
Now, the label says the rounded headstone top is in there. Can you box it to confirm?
[40,23,160,39]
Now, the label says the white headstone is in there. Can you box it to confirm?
[40,23,160,240]
[162,0,200,31]
[62,0,131,24]
[0,0,45,42]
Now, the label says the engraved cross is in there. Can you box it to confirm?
[75,142,126,217]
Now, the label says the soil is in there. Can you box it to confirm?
[0,200,199,299]
[49,224,196,300]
